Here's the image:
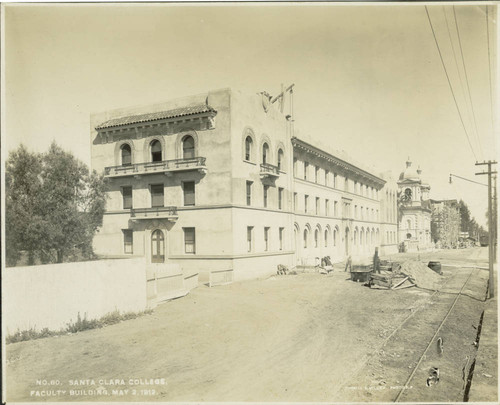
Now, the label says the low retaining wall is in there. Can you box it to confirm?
[3,258,148,334]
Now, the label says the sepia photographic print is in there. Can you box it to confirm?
[2,1,498,404]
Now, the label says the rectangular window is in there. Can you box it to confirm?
[294,192,298,211]
[325,170,329,186]
[263,185,269,208]
[354,181,358,194]
[315,166,319,183]
[122,186,132,209]
[355,205,358,218]
[293,158,298,177]
[344,177,349,192]
[246,181,252,206]
[316,197,320,215]
[334,201,338,216]
[326,199,330,216]
[151,184,164,207]
[279,227,284,251]
[305,195,309,213]
[247,226,253,252]
[183,181,195,206]
[264,227,270,251]
[123,230,133,254]
[184,227,196,254]
[304,162,309,180]
[334,173,337,188]
[278,187,284,210]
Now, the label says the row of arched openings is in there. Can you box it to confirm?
[120,135,195,166]
[301,225,339,249]
[245,136,285,171]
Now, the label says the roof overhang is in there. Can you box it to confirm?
[291,137,386,188]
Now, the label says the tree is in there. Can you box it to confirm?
[5,143,108,266]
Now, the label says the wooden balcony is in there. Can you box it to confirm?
[260,163,280,180]
[104,157,207,178]
[130,206,178,221]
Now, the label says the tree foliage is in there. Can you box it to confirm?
[5,143,107,266]
[458,199,487,240]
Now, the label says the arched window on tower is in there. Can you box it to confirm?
[182,135,195,159]
[150,140,162,162]
[121,144,132,166]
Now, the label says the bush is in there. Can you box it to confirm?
[6,309,153,344]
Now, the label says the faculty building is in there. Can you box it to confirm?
[90,88,402,282]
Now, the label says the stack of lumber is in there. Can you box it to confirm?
[369,271,415,290]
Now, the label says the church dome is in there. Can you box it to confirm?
[399,159,420,181]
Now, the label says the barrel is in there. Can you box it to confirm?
[428,261,442,275]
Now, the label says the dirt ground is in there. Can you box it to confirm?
[5,247,495,402]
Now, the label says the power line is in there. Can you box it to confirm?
[449,173,487,187]
[453,5,484,160]
[443,7,481,160]
[486,5,495,140]
[424,6,478,161]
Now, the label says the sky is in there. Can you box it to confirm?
[3,2,498,227]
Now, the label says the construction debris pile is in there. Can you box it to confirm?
[351,258,443,291]
[398,260,442,290]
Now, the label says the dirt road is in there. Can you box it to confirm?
[5,247,493,402]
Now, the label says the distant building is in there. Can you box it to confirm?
[397,159,432,251]
[91,88,399,281]
[430,199,461,248]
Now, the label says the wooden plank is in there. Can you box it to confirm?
[392,277,409,290]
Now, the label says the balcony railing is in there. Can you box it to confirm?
[104,157,207,177]
[260,163,280,179]
[130,206,178,220]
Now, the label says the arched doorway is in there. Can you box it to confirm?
[151,229,165,263]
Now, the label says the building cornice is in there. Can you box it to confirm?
[291,137,386,188]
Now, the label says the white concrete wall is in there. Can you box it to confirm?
[3,258,148,334]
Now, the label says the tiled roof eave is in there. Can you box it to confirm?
[95,105,217,131]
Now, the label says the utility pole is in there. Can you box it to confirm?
[476,161,498,298]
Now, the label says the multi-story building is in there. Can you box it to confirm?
[430,199,461,248]
[91,88,398,281]
[397,159,432,251]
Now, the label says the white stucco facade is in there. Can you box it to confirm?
[91,88,400,280]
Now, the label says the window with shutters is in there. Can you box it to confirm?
[121,144,132,166]
[183,181,195,206]
[150,140,162,162]
[247,226,253,252]
[151,184,164,207]
[123,230,133,254]
[122,186,132,209]
[246,181,252,206]
[184,227,196,254]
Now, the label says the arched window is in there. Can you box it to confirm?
[245,136,252,161]
[277,148,284,171]
[334,229,337,246]
[150,140,162,162]
[151,229,165,263]
[303,229,308,249]
[183,135,195,159]
[354,229,357,246]
[324,230,329,247]
[262,143,269,164]
[407,219,411,230]
[121,144,132,166]
[315,229,319,248]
